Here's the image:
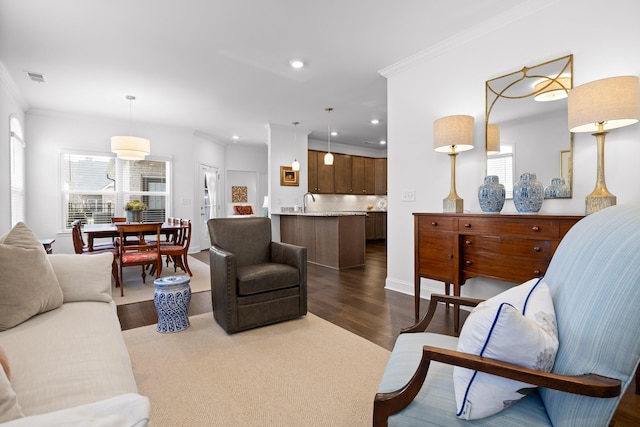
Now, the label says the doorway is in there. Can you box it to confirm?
[200,164,220,249]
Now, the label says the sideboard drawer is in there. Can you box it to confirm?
[461,235,553,260]
[417,215,456,232]
[458,218,559,239]
[462,252,547,283]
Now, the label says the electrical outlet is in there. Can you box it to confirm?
[401,190,416,202]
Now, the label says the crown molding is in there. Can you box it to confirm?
[379,0,559,78]
[0,60,28,111]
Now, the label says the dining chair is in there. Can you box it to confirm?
[71,219,115,252]
[159,219,192,276]
[115,222,163,297]
[71,220,120,289]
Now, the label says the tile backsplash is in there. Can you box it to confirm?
[292,194,387,213]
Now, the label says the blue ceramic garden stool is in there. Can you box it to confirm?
[153,275,191,333]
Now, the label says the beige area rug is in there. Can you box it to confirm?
[112,255,210,305]
[123,313,390,426]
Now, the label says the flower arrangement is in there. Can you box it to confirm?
[125,199,148,211]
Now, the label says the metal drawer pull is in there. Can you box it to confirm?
[431,222,438,226]
[447,254,454,259]
[533,246,541,252]
[531,226,540,231]
[465,260,473,265]
[464,223,472,228]
[465,240,472,245]
[533,270,541,275]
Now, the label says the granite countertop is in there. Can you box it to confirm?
[275,211,368,216]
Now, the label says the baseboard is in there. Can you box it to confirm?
[384,277,448,299]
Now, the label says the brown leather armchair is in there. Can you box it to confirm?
[207,217,307,333]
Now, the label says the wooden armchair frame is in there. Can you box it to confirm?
[373,294,622,426]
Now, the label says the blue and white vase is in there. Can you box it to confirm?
[544,177,570,198]
[513,172,544,213]
[478,175,505,213]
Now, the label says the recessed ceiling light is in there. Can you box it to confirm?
[289,59,304,69]
[371,119,380,125]
[331,131,338,136]
[379,140,387,145]
[232,135,239,141]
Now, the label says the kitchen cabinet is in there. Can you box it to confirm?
[334,153,352,194]
[308,150,334,194]
[365,212,387,240]
[308,150,385,195]
[413,212,583,329]
[352,156,375,195]
[375,158,387,195]
[279,213,366,269]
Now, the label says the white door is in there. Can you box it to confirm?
[200,164,220,249]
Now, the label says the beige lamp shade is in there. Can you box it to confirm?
[486,124,501,154]
[111,135,151,160]
[568,75,640,133]
[433,115,474,153]
[534,77,571,102]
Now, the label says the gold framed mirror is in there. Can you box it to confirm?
[485,54,573,199]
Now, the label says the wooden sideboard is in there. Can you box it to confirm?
[413,212,583,328]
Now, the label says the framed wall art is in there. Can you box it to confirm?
[280,166,299,186]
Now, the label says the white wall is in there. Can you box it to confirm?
[23,109,230,254]
[225,143,268,217]
[384,0,640,301]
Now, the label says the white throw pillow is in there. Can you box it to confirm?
[47,253,114,303]
[0,393,149,427]
[453,277,558,420]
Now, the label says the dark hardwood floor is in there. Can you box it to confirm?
[116,240,638,425]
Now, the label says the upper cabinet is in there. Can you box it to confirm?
[308,150,386,195]
[308,150,335,194]
[334,153,352,194]
[374,158,387,195]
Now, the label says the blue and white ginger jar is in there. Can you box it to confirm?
[513,172,544,213]
[478,175,505,213]
[544,177,570,198]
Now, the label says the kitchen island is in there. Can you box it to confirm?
[277,211,366,270]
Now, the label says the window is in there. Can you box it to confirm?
[10,117,25,226]
[487,145,514,199]
[61,152,171,229]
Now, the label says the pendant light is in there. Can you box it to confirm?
[324,107,334,165]
[111,95,151,160]
[291,121,300,171]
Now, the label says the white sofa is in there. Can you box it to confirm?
[0,240,149,426]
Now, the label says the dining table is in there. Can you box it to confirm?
[83,222,183,251]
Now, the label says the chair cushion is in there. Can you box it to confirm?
[540,204,640,427]
[378,333,552,426]
[237,263,299,295]
[453,277,558,420]
[121,252,159,263]
[0,222,63,331]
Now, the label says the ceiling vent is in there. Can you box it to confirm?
[362,140,375,144]
[24,71,45,83]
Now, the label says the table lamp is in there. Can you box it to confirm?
[433,115,475,213]
[568,75,640,215]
